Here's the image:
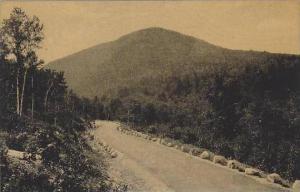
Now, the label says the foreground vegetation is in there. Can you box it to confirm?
[0,8,123,191]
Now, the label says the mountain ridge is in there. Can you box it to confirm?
[47,27,300,98]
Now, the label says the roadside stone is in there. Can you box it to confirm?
[227,160,238,169]
[167,142,174,147]
[200,151,210,160]
[180,145,190,153]
[89,135,94,140]
[189,148,204,156]
[111,152,118,158]
[266,173,289,187]
[151,138,158,142]
[160,139,167,145]
[245,168,261,177]
[213,155,227,166]
[293,180,300,190]
[267,173,281,183]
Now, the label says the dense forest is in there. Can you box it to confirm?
[103,53,300,180]
[0,8,122,191]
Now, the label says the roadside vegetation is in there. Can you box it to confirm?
[0,8,124,191]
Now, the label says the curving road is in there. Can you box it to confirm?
[92,120,290,192]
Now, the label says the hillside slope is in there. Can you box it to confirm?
[48,27,298,98]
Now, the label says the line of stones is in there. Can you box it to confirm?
[116,125,300,190]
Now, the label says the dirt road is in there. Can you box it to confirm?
[92,120,289,192]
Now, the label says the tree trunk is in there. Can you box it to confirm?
[31,75,34,120]
[44,80,53,112]
[20,68,28,117]
[16,68,20,115]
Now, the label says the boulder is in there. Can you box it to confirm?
[189,148,204,156]
[7,149,25,160]
[111,152,118,158]
[89,135,94,140]
[180,145,190,153]
[200,151,210,160]
[106,147,112,152]
[160,139,167,145]
[227,160,238,169]
[213,155,227,166]
[293,180,300,190]
[227,160,246,172]
[151,138,158,142]
[141,134,147,139]
[167,142,174,147]
[245,168,261,177]
[267,173,281,183]
[266,173,289,187]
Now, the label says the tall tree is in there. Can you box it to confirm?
[0,7,44,116]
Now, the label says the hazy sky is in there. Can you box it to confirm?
[1,1,300,63]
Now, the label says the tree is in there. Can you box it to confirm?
[0,7,44,116]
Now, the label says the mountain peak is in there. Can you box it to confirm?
[117,27,217,49]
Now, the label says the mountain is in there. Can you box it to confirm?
[47,27,299,98]
[47,27,300,181]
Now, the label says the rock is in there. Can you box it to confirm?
[7,149,25,160]
[167,142,174,147]
[106,147,112,152]
[189,148,204,156]
[89,135,94,140]
[160,139,167,145]
[293,180,300,190]
[227,160,241,168]
[180,145,190,153]
[151,138,158,142]
[111,152,118,158]
[245,168,261,177]
[199,151,210,160]
[267,173,281,183]
[266,173,289,187]
[213,155,227,166]
[227,160,246,172]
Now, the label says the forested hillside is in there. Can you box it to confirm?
[49,28,300,181]
[109,55,300,180]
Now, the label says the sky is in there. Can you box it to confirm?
[1,1,300,63]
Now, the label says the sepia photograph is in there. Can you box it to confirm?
[0,1,300,191]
